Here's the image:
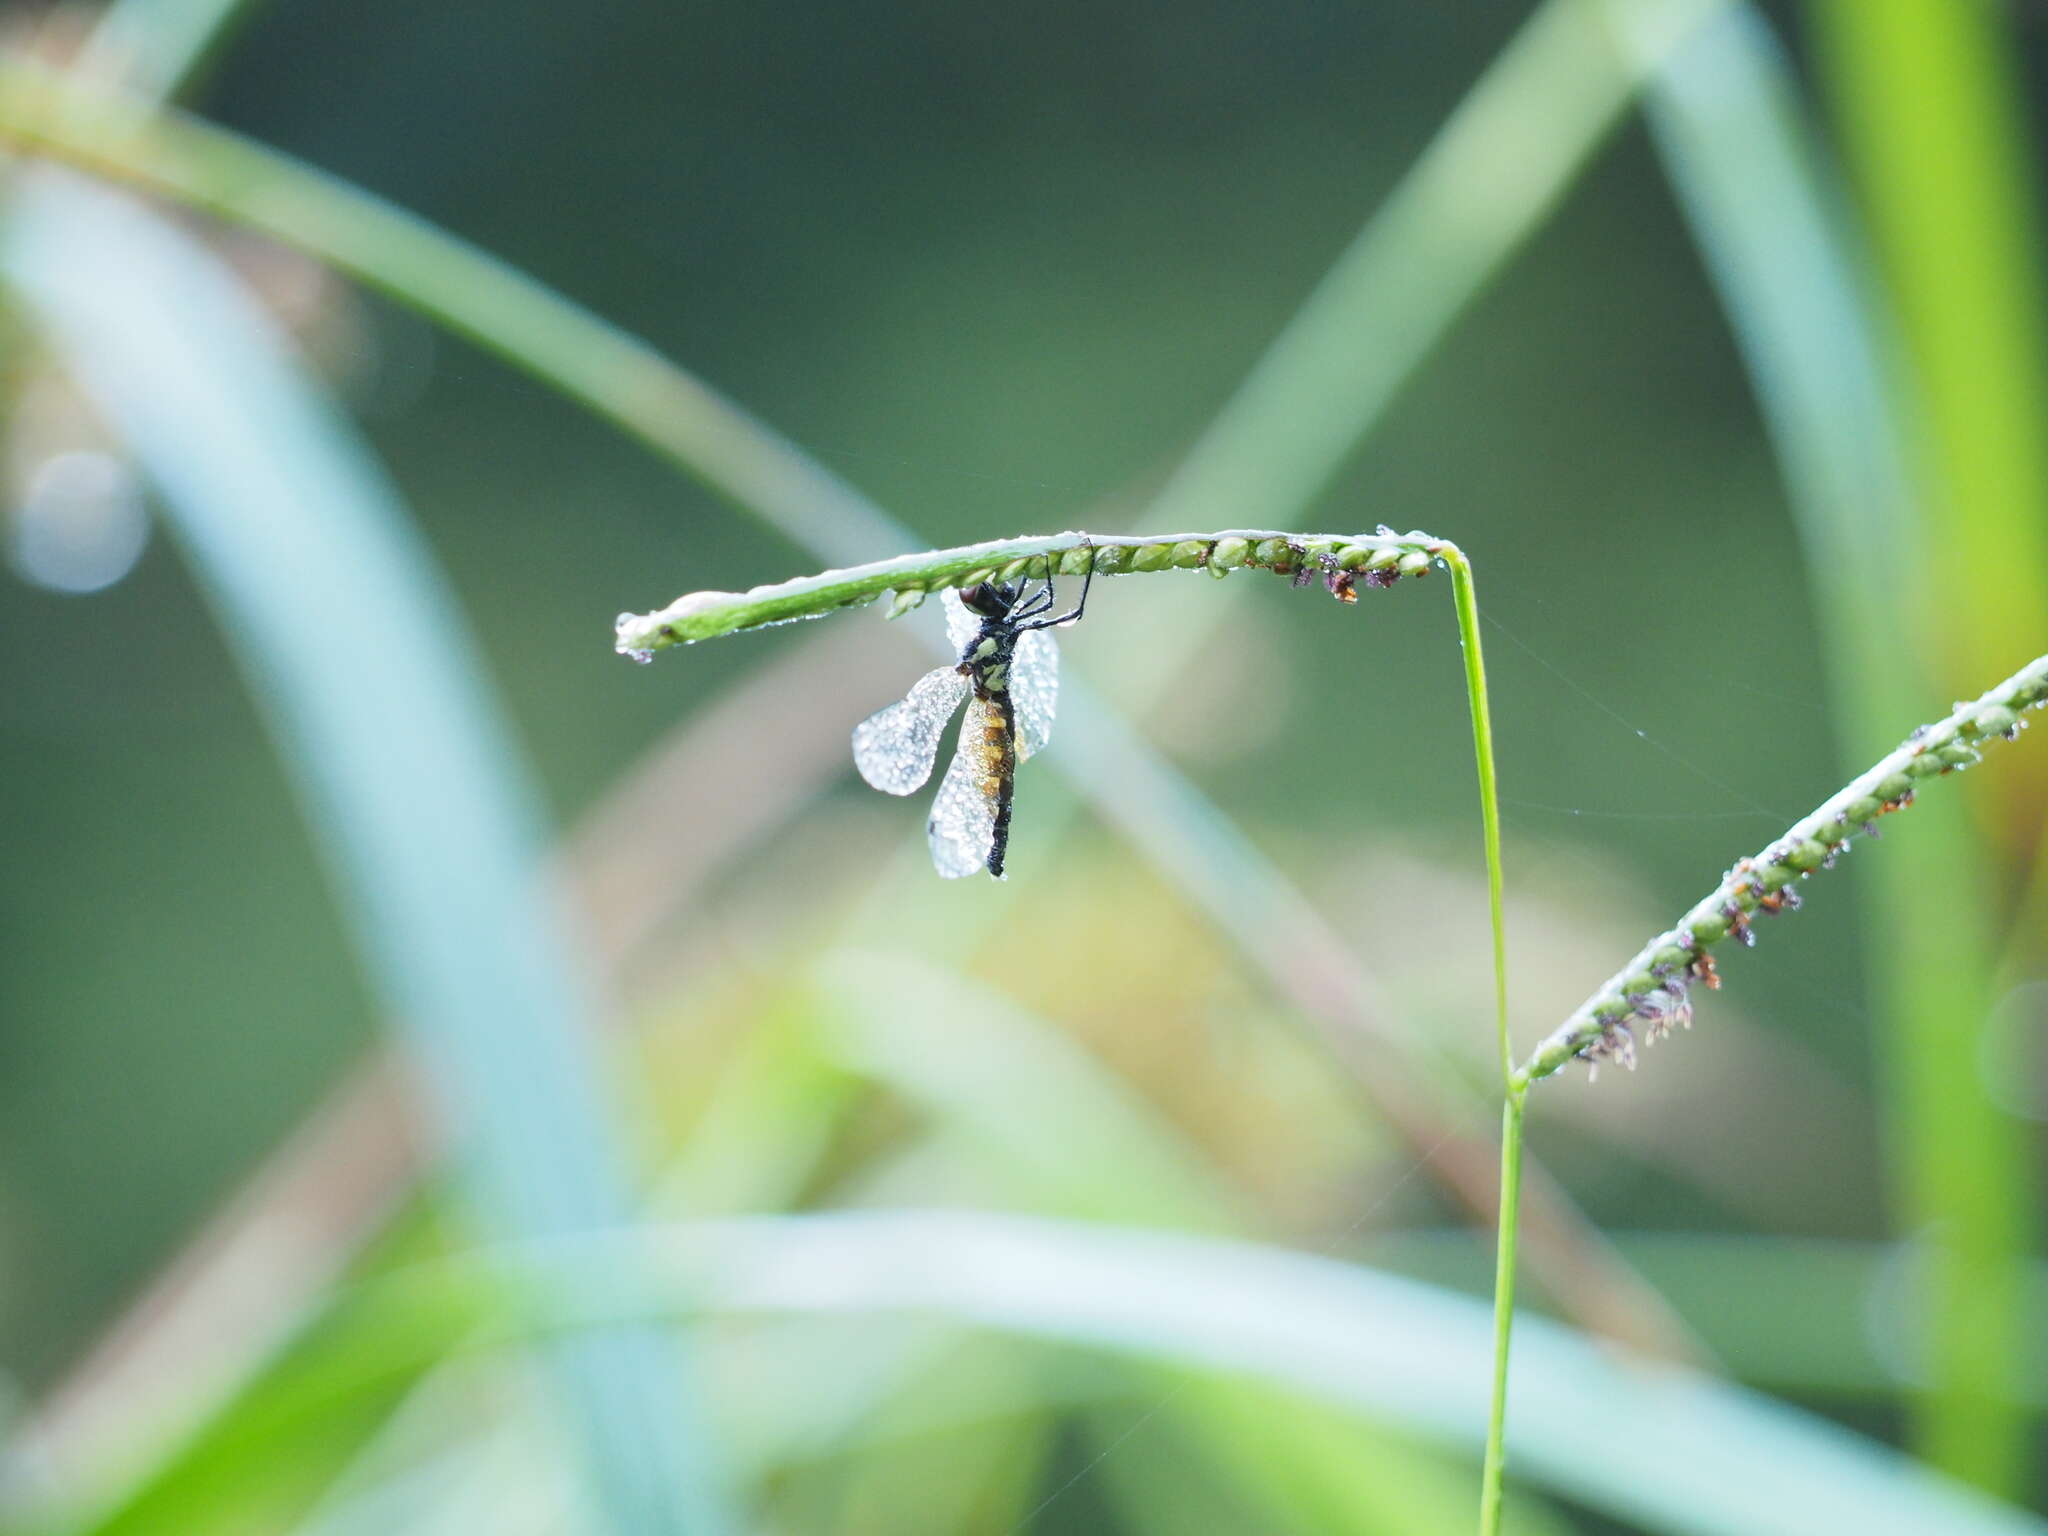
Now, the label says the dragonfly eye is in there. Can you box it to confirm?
[958,582,1009,619]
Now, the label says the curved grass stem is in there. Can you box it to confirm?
[613,528,1446,657]
[1441,546,1512,1089]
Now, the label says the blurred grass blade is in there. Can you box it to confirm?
[820,952,1231,1228]
[1148,0,1725,527]
[663,1214,2048,1535]
[1808,0,2048,734]
[0,175,733,1535]
[76,0,258,100]
[0,55,902,567]
[36,1000,869,1535]
[1629,3,2029,1493]
[1625,1,1919,741]
[335,1215,2045,1536]
[1154,1378,1574,1536]
[1804,0,2048,1484]
[1370,1228,2048,1404]
[51,1215,2048,1536]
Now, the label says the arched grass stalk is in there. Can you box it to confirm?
[613,527,1445,657]
[617,528,1518,1532]
[1517,648,2048,1088]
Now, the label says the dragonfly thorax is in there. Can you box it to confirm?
[960,628,1019,690]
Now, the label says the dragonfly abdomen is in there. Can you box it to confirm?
[974,689,1018,878]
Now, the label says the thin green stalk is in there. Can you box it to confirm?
[1516,649,2048,1087]
[613,528,1440,657]
[1443,543,1519,1535]
[1442,548,1511,1090]
[1480,1091,1525,1536]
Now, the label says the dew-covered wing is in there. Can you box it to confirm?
[942,586,980,655]
[926,696,1003,878]
[1011,628,1058,761]
[851,666,970,795]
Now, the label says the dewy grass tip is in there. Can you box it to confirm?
[612,527,1447,661]
[1515,649,2048,1090]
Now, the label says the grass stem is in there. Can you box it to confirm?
[1480,1089,1526,1536]
[613,528,1444,657]
[1443,541,1519,1533]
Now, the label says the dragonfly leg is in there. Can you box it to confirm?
[1019,542,1092,630]
[1008,575,1056,625]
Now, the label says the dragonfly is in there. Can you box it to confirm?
[852,558,1092,878]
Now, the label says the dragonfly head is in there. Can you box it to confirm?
[957,581,1021,620]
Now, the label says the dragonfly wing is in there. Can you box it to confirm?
[927,696,1002,878]
[1010,628,1059,761]
[852,666,971,794]
[942,586,980,654]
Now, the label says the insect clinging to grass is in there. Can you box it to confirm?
[851,554,1092,878]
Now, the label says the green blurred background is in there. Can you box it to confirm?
[1,0,2044,1531]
